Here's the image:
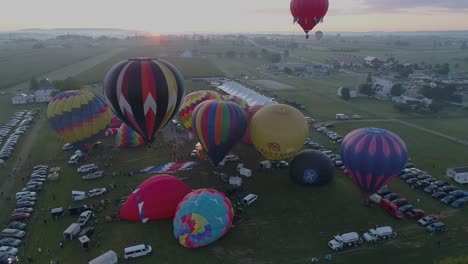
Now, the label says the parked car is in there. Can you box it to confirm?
[441,195,457,204]
[432,192,447,199]
[0,238,20,247]
[380,199,403,219]
[399,204,413,213]
[406,178,418,185]
[62,143,73,151]
[79,227,95,238]
[424,185,439,194]
[400,173,415,180]
[383,193,399,201]
[77,164,98,173]
[376,187,391,196]
[451,197,468,208]
[405,209,425,219]
[433,181,449,187]
[392,198,408,207]
[439,186,458,193]
[9,213,30,221]
[6,222,26,230]
[68,205,90,215]
[0,246,18,256]
[12,208,33,214]
[414,180,431,189]
[77,211,93,226]
[449,190,468,199]
[16,201,35,208]
[418,216,438,226]
[416,174,431,180]
[426,222,446,233]
[88,188,107,198]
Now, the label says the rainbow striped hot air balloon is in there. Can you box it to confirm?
[192,100,247,166]
[340,127,408,199]
[221,95,249,112]
[179,90,221,133]
[47,90,113,151]
[115,123,145,147]
[173,189,234,249]
[103,58,185,143]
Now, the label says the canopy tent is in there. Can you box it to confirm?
[217,81,277,106]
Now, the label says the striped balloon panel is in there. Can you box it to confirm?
[179,90,220,132]
[192,100,247,165]
[103,58,185,143]
[221,95,249,112]
[47,90,112,150]
[173,189,234,248]
[340,127,408,194]
[116,123,145,147]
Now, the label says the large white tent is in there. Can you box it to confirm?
[217,81,276,106]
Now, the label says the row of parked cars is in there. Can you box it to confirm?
[313,125,344,144]
[303,139,343,167]
[399,165,468,208]
[0,109,38,161]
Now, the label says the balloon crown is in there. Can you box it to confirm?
[128,57,158,61]
[365,127,386,134]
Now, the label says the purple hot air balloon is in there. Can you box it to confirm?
[340,127,408,203]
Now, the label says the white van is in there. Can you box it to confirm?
[242,194,258,206]
[72,191,86,201]
[1,228,25,238]
[68,154,80,165]
[77,164,98,173]
[63,223,81,240]
[123,244,152,260]
[16,192,36,200]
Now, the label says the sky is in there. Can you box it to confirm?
[1,0,468,33]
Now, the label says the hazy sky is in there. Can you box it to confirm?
[1,0,468,33]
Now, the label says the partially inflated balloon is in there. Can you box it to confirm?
[109,116,123,128]
[120,175,192,222]
[103,58,185,143]
[173,189,234,249]
[221,95,249,112]
[192,100,247,166]
[340,128,408,196]
[242,105,263,145]
[250,104,308,160]
[289,150,334,185]
[179,90,221,133]
[47,90,113,150]
[116,123,145,147]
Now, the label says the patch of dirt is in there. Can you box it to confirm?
[251,79,294,90]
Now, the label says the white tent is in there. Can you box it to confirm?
[218,81,276,106]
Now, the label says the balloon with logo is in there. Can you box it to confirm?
[250,104,309,160]
[173,189,234,249]
[340,128,408,201]
[179,90,221,133]
[290,0,329,39]
[221,95,249,112]
[242,105,263,144]
[103,58,185,143]
[120,175,192,222]
[115,123,145,147]
[47,90,113,151]
[289,149,334,185]
[192,100,247,166]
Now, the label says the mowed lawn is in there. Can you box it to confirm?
[407,118,468,141]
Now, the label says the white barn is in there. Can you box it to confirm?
[446,167,468,184]
[34,89,55,103]
[11,94,28,104]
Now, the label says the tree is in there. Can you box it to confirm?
[390,83,405,97]
[366,72,373,84]
[359,83,373,97]
[52,77,83,92]
[29,78,39,91]
[283,67,293,75]
[393,103,412,112]
[341,87,351,100]
[429,101,445,114]
[434,63,450,75]
[39,78,52,88]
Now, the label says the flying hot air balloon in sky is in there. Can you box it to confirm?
[179,90,221,133]
[290,0,329,39]
[315,31,324,40]
[103,58,185,143]
[340,127,408,203]
[173,189,234,249]
[250,104,309,161]
[47,90,113,151]
[192,100,247,166]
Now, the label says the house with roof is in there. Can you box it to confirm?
[334,56,363,67]
[446,167,468,184]
[11,94,28,105]
[364,56,383,66]
[34,89,55,103]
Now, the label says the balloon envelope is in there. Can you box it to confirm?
[192,100,247,165]
[289,149,335,185]
[47,90,113,150]
[290,0,329,38]
[340,127,408,195]
[242,105,263,144]
[120,175,192,222]
[250,104,309,160]
[103,58,185,143]
[179,90,221,133]
[173,189,234,248]
[221,95,249,112]
[116,123,145,147]
[315,31,323,40]
[109,116,123,128]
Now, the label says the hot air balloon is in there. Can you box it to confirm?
[250,104,309,161]
[109,116,123,128]
[221,95,249,112]
[340,128,408,202]
[120,175,192,222]
[192,100,247,166]
[173,189,234,249]
[315,31,323,40]
[103,58,185,143]
[242,105,263,145]
[179,90,221,133]
[290,0,329,39]
[47,90,113,151]
[115,123,145,147]
[289,149,334,185]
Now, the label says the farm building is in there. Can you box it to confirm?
[364,56,383,66]
[217,81,276,106]
[11,94,35,104]
[34,89,55,102]
[446,167,468,184]
[334,56,363,67]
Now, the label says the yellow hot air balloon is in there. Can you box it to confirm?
[250,104,309,160]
